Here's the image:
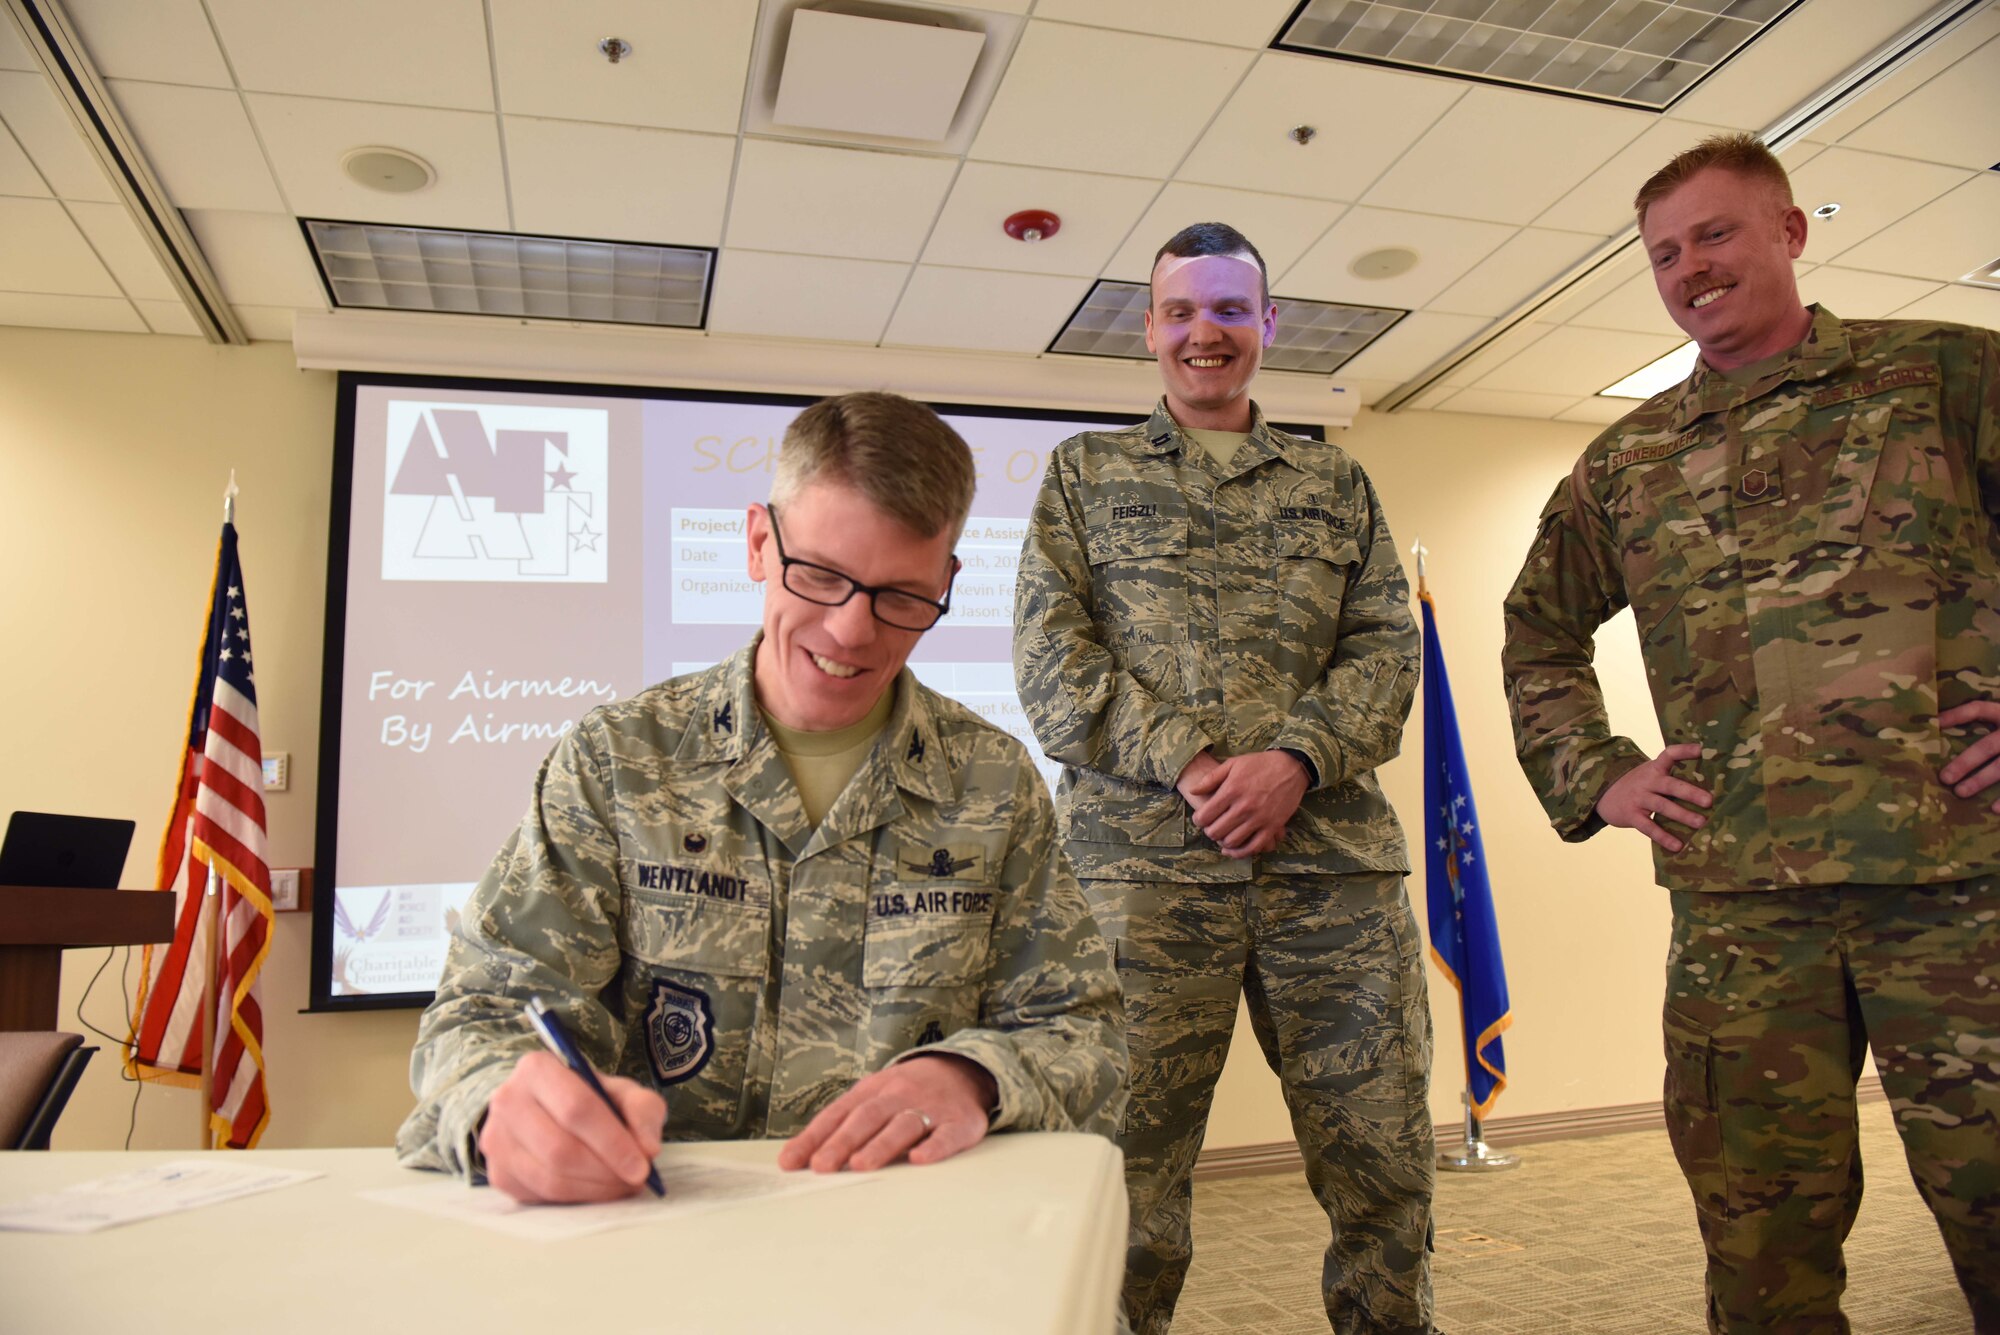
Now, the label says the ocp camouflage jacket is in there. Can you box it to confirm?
[1503,307,2000,891]
[397,641,1127,1178]
[1014,400,1418,883]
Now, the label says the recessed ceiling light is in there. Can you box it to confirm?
[341,147,435,195]
[1812,202,1841,218]
[302,220,714,328]
[1049,279,1404,376]
[1350,247,1419,280]
[1600,341,1699,399]
[1276,0,1801,111]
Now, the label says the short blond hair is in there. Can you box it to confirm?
[1634,132,1793,226]
[771,391,976,541]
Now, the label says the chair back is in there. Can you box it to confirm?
[0,1031,97,1150]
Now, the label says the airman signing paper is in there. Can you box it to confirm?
[398,391,1126,1201]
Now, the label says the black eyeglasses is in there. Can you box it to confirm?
[765,504,956,632]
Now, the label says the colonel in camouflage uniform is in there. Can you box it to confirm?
[1015,223,1436,1335]
[400,392,1125,1204]
[1502,134,2000,1334]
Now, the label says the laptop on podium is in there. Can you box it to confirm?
[0,811,135,889]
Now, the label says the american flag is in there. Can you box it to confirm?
[126,518,273,1149]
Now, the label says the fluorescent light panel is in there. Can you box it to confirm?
[1961,257,2000,291]
[1278,0,1798,110]
[304,221,714,328]
[1600,340,1697,398]
[1050,280,1405,375]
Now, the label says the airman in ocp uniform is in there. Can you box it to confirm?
[399,391,1126,1202]
[1502,133,2000,1333]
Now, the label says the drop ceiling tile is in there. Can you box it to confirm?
[1809,6,2000,146]
[1829,174,2000,283]
[1534,117,1735,236]
[0,196,117,294]
[1101,182,1345,284]
[1277,207,1515,310]
[1795,266,1942,321]
[1667,0,1938,130]
[235,305,299,342]
[206,0,493,110]
[921,162,1158,279]
[1837,33,2000,172]
[1891,283,2000,332]
[107,79,285,212]
[707,250,907,345]
[1438,323,1552,389]
[1789,148,1974,263]
[884,265,1089,354]
[970,22,1252,178]
[135,297,200,335]
[727,139,956,262]
[64,0,233,87]
[1331,310,1490,383]
[1365,86,1650,227]
[1569,266,1685,337]
[0,120,48,195]
[505,116,733,246]
[1557,396,1645,426]
[1430,228,1604,319]
[0,14,34,70]
[1029,0,1299,47]
[1475,325,1685,397]
[1179,52,1463,204]
[67,199,177,300]
[0,290,144,332]
[1436,388,1590,420]
[491,0,754,135]
[183,208,328,308]
[0,70,114,201]
[246,93,507,229]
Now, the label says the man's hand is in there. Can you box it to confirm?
[478,1051,666,1204]
[1594,742,1711,852]
[1181,750,1307,859]
[778,1054,996,1174]
[1940,701,2000,813]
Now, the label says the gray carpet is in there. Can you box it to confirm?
[1173,1101,1975,1333]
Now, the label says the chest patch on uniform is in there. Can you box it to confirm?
[634,861,752,902]
[1807,364,1937,408]
[682,833,707,853]
[1607,429,1701,472]
[904,851,980,879]
[1277,505,1338,524]
[1735,465,1781,507]
[1111,504,1160,520]
[644,979,714,1085]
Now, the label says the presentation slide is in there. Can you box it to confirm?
[314,375,1150,1007]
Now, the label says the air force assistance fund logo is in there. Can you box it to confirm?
[645,979,715,1085]
[381,400,610,582]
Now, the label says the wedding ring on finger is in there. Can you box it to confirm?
[900,1107,935,1135]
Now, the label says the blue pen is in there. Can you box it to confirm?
[524,996,666,1197]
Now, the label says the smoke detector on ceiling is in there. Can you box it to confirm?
[341,146,435,194]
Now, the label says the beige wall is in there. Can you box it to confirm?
[3,324,1672,1154]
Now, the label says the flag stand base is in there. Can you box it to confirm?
[1437,1136,1519,1172]
[1437,1098,1518,1172]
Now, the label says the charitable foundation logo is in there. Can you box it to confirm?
[381,400,610,582]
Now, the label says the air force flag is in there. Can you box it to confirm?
[1420,591,1513,1118]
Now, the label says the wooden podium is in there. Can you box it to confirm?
[0,886,175,1031]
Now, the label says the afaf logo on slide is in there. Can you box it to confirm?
[380,400,610,583]
[644,979,715,1086]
